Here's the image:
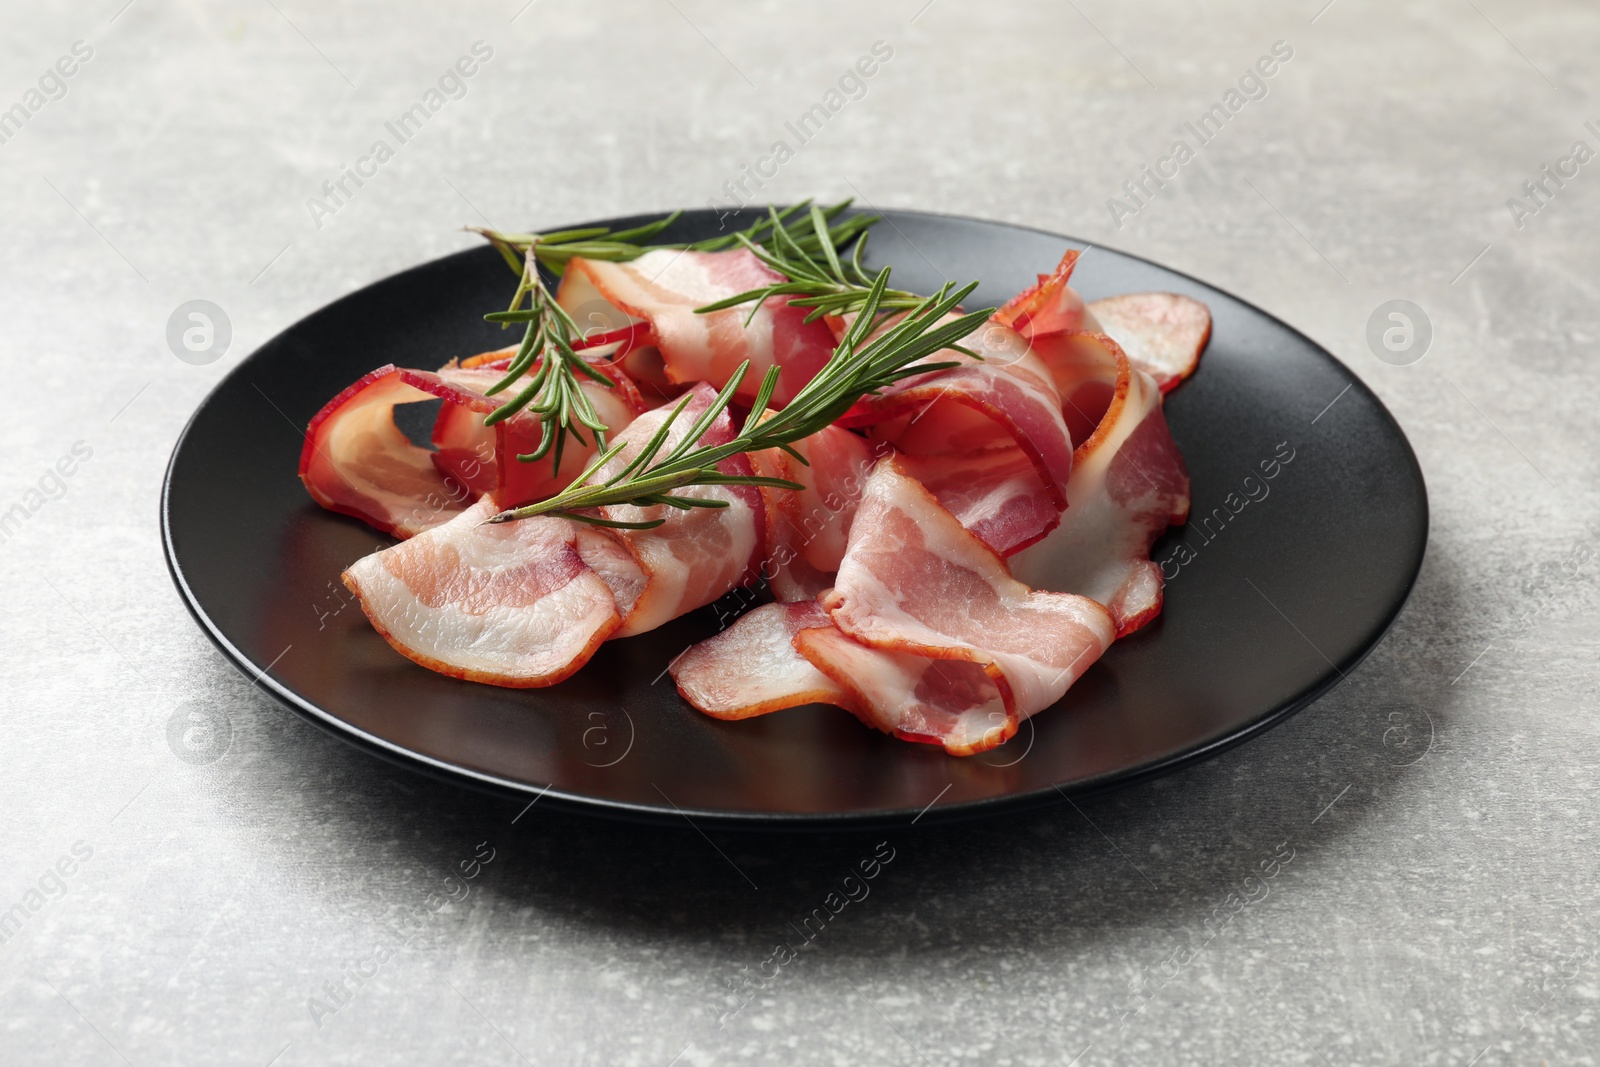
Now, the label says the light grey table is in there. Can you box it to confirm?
[4,1,1597,1063]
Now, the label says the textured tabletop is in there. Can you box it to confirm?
[4,1,1599,1064]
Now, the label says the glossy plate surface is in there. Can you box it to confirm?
[162,209,1427,827]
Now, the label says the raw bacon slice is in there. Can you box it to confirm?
[669,598,1011,754]
[995,249,1095,338]
[996,248,1209,394]
[792,626,1014,756]
[840,318,1074,556]
[299,365,481,539]
[672,462,1118,755]
[896,448,1061,564]
[341,497,623,687]
[592,382,766,637]
[1009,333,1190,636]
[429,361,643,509]
[1086,292,1210,394]
[670,601,854,719]
[822,458,1115,739]
[557,249,838,407]
[748,423,880,601]
[300,357,644,540]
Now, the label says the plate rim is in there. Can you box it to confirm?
[160,205,1430,829]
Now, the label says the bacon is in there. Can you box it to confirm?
[748,423,880,601]
[590,382,765,636]
[792,627,1015,755]
[299,357,644,540]
[341,385,769,684]
[300,365,485,539]
[673,460,1115,755]
[896,448,1061,563]
[434,361,643,508]
[668,598,1009,751]
[839,318,1075,556]
[557,249,838,407]
[995,249,1094,338]
[997,249,1209,395]
[1008,333,1190,636]
[669,601,854,719]
[822,459,1114,732]
[341,497,623,687]
[1086,292,1210,394]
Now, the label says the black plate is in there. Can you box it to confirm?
[162,208,1427,827]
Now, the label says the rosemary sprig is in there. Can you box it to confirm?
[468,201,879,475]
[483,267,995,528]
[470,199,876,280]
[694,204,925,325]
[477,245,615,476]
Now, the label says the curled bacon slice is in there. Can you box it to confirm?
[997,249,1209,395]
[1009,333,1190,636]
[432,361,644,510]
[673,460,1114,756]
[299,358,643,540]
[995,249,1094,338]
[1086,292,1210,395]
[340,386,768,684]
[300,365,486,539]
[557,249,838,407]
[821,459,1114,734]
[748,423,880,602]
[670,601,854,719]
[341,497,623,687]
[793,627,1014,756]
[840,318,1075,556]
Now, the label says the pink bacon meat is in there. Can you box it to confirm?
[342,497,625,687]
[1008,333,1190,636]
[672,459,1114,755]
[299,357,641,538]
[998,249,1210,395]
[338,384,765,686]
[839,316,1076,557]
[556,248,838,408]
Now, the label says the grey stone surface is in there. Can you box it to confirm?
[2,0,1598,1063]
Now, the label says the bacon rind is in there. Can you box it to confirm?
[1085,292,1210,394]
[558,249,838,407]
[994,249,1091,338]
[994,248,1209,396]
[341,498,623,688]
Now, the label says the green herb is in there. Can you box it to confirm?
[476,245,613,476]
[468,201,879,475]
[483,267,994,528]
[694,204,925,325]
[470,199,874,279]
